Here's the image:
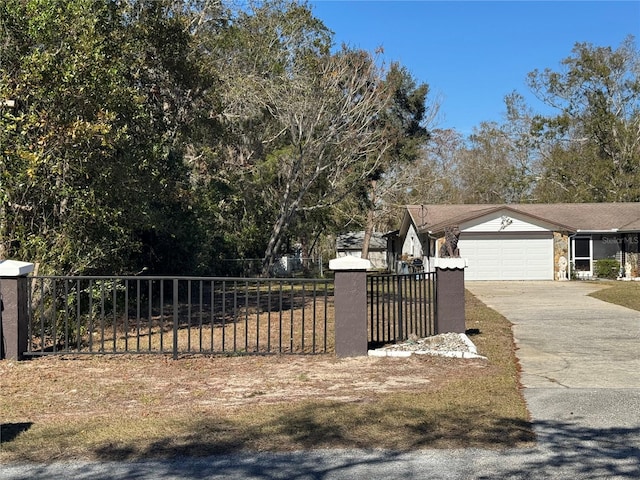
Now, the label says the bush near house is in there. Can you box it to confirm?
[594,259,620,279]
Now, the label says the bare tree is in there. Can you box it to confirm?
[252,48,394,274]
[359,64,436,259]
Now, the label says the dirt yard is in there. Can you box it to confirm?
[2,353,487,420]
[2,293,536,461]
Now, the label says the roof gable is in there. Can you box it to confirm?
[405,203,640,234]
[460,209,560,233]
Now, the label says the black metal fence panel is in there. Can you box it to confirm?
[367,272,435,345]
[26,276,333,357]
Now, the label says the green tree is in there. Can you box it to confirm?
[0,0,216,274]
[1,0,443,277]
[458,117,535,204]
[1,0,146,273]
[529,36,640,202]
[212,1,397,275]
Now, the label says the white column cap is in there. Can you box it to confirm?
[329,256,372,271]
[0,260,35,276]
[430,258,468,270]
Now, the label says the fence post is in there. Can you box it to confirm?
[396,274,404,340]
[173,279,179,360]
[329,256,371,357]
[0,260,35,360]
[432,258,468,334]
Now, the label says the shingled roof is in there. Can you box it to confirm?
[336,231,387,250]
[405,203,640,234]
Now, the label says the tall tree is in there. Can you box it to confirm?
[255,47,394,275]
[399,128,466,207]
[528,36,640,202]
[0,0,216,274]
[458,117,535,204]
[1,0,148,273]
[213,1,396,275]
[359,63,433,259]
[1,0,444,276]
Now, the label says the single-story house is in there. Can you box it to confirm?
[336,231,388,270]
[389,203,640,281]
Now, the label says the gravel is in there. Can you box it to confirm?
[368,333,487,359]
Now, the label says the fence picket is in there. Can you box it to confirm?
[25,276,333,357]
[367,271,435,345]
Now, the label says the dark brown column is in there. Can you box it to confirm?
[435,267,466,334]
[1,276,30,360]
[330,256,371,357]
[333,270,368,357]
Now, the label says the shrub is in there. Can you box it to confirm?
[594,258,620,279]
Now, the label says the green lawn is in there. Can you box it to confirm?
[588,281,640,311]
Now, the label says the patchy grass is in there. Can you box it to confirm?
[0,291,533,463]
[587,280,640,311]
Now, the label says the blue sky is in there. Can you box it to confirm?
[308,1,640,135]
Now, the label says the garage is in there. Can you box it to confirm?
[458,232,554,281]
[397,204,640,282]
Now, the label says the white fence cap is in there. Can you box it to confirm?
[0,260,35,277]
[329,256,372,271]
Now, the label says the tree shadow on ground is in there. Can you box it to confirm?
[85,402,534,462]
[0,422,33,444]
[86,406,638,480]
[476,419,640,480]
[4,408,638,479]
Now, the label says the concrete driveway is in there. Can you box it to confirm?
[466,281,640,389]
[467,281,640,474]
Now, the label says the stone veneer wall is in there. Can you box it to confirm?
[626,233,639,278]
[553,232,570,280]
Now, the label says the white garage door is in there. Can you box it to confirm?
[458,233,554,280]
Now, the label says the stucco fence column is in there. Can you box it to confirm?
[1,260,35,360]
[329,256,371,357]
[431,258,468,334]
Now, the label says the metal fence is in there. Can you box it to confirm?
[368,271,436,345]
[26,276,333,358]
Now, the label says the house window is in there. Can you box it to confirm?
[573,237,591,273]
[593,234,620,259]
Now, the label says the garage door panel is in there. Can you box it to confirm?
[458,233,553,281]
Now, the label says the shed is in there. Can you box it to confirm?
[336,231,388,270]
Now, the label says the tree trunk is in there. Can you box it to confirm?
[361,208,374,260]
[299,231,310,274]
[261,193,301,277]
[361,179,378,260]
[261,215,286,277]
